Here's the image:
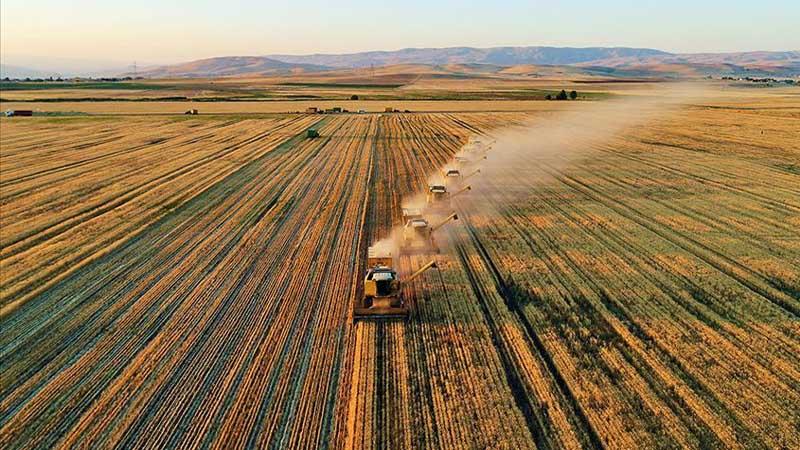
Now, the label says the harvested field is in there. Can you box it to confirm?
[1,92,799,449]
[0,99,586,115]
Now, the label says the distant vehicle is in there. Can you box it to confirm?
[5,110,33,117]
[358,109,366,114]
[307,128,320,139]
[184,109,198,115]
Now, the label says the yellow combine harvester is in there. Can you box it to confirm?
[426,184,471,211]
[443,168,481,187]
[442,168,462,188]
[400,212,458,254]
[402,207,424,223]
[444,168,462,179]
[464,136,494,153]
[454,154,487,169]
[354,246,437,320]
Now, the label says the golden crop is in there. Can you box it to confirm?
[1,93,798,449]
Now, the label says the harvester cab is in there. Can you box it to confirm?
[400,213,458,254]
[355,245,438,321]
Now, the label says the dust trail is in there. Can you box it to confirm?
[369,231,401,260]
[459,83,713,206]
[373,83,711,262]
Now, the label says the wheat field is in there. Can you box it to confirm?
[1,89,799,448]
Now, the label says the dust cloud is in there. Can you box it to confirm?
[461,82,713,200]
[372,82,713,258]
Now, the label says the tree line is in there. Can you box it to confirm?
[546,90,578,100]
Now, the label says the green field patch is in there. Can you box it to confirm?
[0,81,177,91]
[277,82,404,89]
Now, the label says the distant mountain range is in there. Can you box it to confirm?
[135,56,330,78]
[125,46,800,78]
[1,64,60,79]
[267,46,672,68]
[1,57,134,79]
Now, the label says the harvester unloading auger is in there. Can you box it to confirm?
[462,168,480,182]
[354,246,438,320]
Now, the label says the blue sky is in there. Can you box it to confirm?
[2,0,798,66]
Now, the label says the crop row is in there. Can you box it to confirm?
[0,115,318,314]
[1,107,797,449]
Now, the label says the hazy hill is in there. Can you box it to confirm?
[127,47,800,79]
[134,56,331,78]
[0,64,59,79]
[267,46,671,68]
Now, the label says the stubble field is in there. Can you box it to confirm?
[1,87,799,449]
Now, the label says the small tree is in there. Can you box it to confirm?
[570,90,578,100]
[350,94,359,100]
[545,94,552,100]
[556,89,568,100]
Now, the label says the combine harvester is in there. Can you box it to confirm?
[354,246,437,320]
[353,137,487,321]
[454,155,486,169]
[402,207,424,223]
[426,184,471,212]
[442,168,481,187]
[455,136,493,166]
[443,168,462,186]
[464,136,494,154]
[400,213,458,255]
